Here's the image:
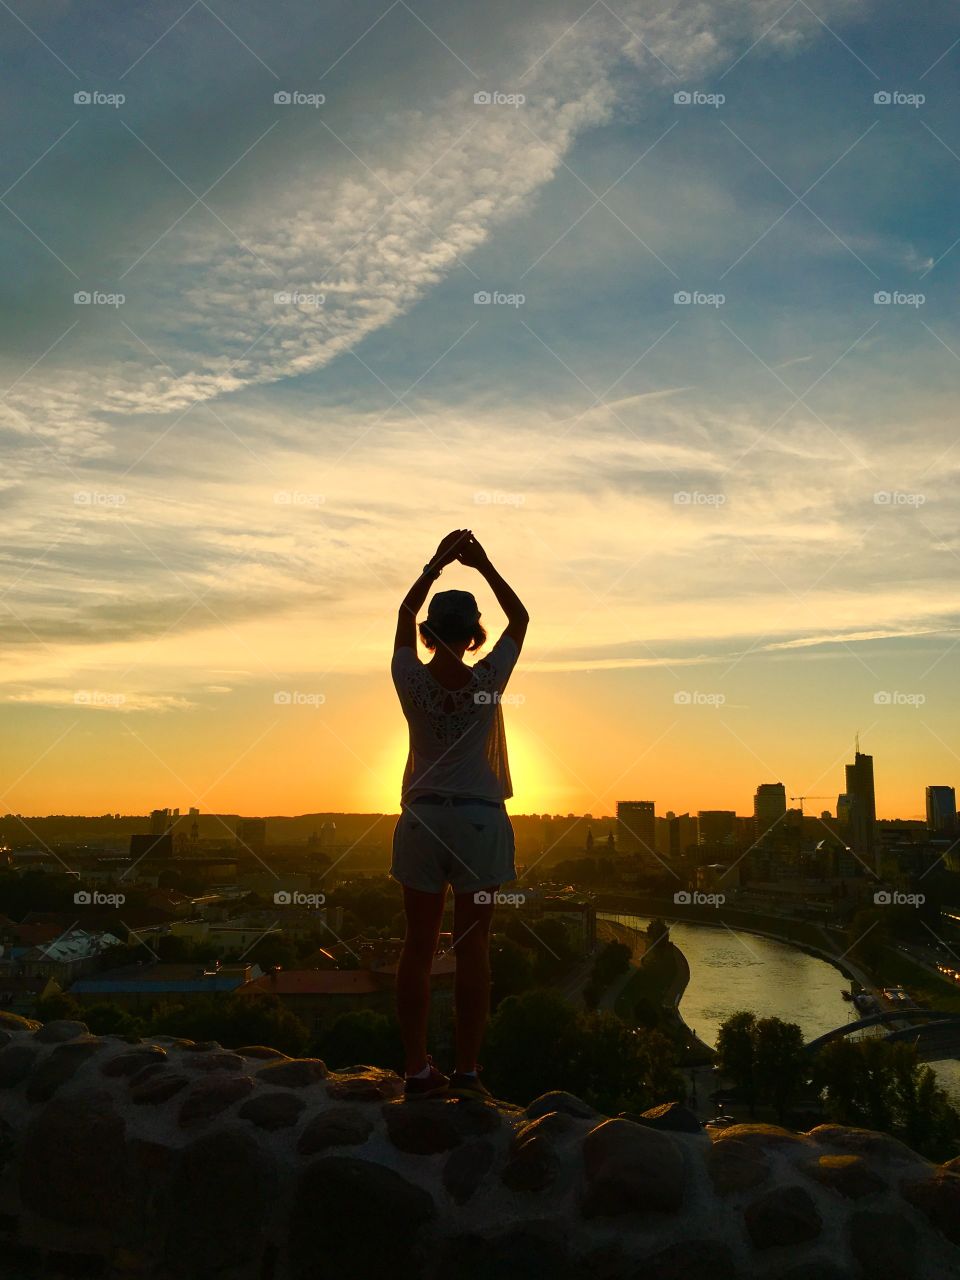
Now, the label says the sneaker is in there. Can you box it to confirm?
[449,1068,493,1101]
[403,1058,450,1099]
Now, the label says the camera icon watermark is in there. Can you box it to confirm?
[74,889,125,906]
[873,290,924,307]
[873,690,925,707]
[473,90,525,108]
[874,889,925,906]
[473,290,525,307]
[674,491,726,506]
[274,290,325,309]
[873,490,925,507]
[274,889,326,907]
[674,889,725,906]
[474,690,525,706]
[674,690,725,707]
[673,89,724,108]
[474,490,525,507]
[74,90,125,108]
[74,490,126,508]
[674,290,725,307]
[873,90,924,108]
[74,290,125,308]
[273,690,326,707]
[274,90,325,107]
[74,690,125,708]
[473,890,525,905]
[273,490,325,507]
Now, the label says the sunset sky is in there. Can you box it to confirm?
[2,0,959,821]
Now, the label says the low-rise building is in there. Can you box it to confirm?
[69,961,261,1009]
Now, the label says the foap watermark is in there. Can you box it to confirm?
[274,90,326,107]
[874,890,925,907]
[274,291,325,309]
[274,890,326,907]
[674,690,725,707]
[474,490,525,508]
[74,490,126,508]
[473,890,525,905]
[474,290,525,307]
[74,90,125,108]
[674,89,724,108]
[874,290,924,308]
[874,490,925,507]
[75,889,125,906]
[274,691,326,707]
[874,90,925,108]
[675,890,725,907]
[473,91,525,108]
[74,290,125,308]
[674,491,726,506]
[674,290,725,307]
[274,490,325,507]
[74,690,125,708]
[874,690,925,707]
[474,690,525,706]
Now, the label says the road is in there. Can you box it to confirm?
[595,918,647,1012]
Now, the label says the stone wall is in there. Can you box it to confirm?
[1,1013,959,1279]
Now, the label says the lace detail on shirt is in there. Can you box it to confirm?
[399,660,500,747]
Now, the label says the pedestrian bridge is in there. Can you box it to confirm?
[805,1008,960,1061]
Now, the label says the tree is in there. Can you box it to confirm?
[754,1017,808,1122]
[82,1002,145,1038]
[646,918,670,948]
[483,988,683,1113]
[814,1037,960,1162]
[36,991,82,1023]
[717,1012,809,1121]
[591,941,631,988]
[716,1011,758,1114]
[314,1009,402,1070]
[490,936,534,1005]
[147,993,310,1057]
[483,989,578,1104]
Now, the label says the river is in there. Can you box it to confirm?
[600,912,960,1103]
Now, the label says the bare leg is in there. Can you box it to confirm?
[397,886,446,1075]
[452,888,497,1073]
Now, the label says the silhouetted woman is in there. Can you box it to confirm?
[391,530,528,1098]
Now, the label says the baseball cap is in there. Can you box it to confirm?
[426,589,481,629]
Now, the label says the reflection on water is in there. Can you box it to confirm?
[603,914,960,1104]
[606,915,851,1045]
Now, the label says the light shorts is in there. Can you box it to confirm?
[391,799,517,895]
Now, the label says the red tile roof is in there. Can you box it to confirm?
[237,969,383,996]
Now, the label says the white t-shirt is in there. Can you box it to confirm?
[391,634,520,803]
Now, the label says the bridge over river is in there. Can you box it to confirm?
[805,1009,960,1062]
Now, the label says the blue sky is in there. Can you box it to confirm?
[2,0,959,817]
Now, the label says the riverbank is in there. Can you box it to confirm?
[598,917,714,1063]
[596,896,873,993]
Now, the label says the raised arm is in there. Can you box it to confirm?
[457,534,529,650]
[394,530,470,652]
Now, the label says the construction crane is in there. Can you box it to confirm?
[790,795,833,817]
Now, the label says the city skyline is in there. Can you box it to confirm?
[3,2,960,820]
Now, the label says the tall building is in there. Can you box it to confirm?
[616,801,656,859]
[845,749,877,867]
[149,808,172,836]
[669,813,699,859]
[926,786,957,836]
[130,831,172,859]
[698,810,737,848]
[754,783,787,842]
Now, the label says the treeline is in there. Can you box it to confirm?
[716,1010,960,1162]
